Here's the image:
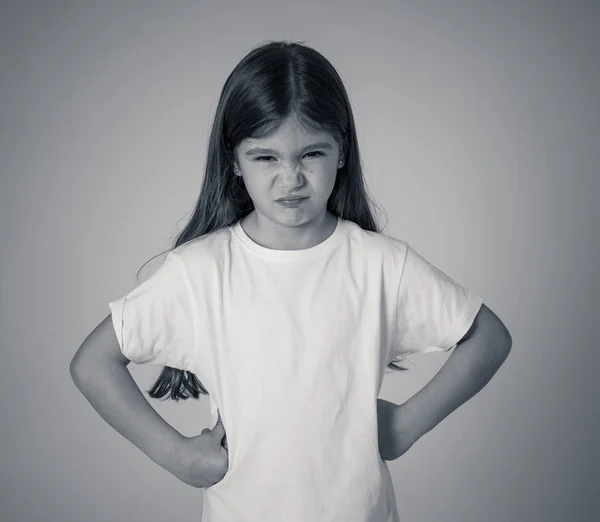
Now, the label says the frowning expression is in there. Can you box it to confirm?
[233,114,344,227]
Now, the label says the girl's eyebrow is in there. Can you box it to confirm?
[245,142,333,156]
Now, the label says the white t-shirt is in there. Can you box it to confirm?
[109,216,483,522]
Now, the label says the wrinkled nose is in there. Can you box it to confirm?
[278,157,302,174]
[278,162,305,190]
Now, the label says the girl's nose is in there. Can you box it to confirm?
[279,158,301,173]
[276,161,303,180]
[278,164,305,189]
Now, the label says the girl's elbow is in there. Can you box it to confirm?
[503,331,513,357]
[69,349,91,386]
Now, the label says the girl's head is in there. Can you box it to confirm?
[174,39,386,247]
[147,41,403,401]
[222,42,349,230]
[232,112,343,231]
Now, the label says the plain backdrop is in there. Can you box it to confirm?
[1,1,598,521]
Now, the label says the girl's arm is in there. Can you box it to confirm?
[69,314,184,475]
[393,303,512,458]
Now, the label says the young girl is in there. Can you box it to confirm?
[71,40,511,522]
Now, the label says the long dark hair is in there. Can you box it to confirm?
[141,40,408,401]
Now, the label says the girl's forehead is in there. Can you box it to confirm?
[242,120,334,148]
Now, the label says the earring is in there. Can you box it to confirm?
[338,159,344,166]
[233,166,239,173]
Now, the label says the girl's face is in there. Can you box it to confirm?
[233,114,344,232]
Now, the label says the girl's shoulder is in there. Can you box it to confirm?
[170,225,234,265]
[343,219,409,266]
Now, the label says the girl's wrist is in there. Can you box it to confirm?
[152,429,187,476]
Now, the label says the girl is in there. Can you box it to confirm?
[70,40,512,522]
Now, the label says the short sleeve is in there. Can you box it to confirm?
[108,251,196,370]
[392,242,484,359]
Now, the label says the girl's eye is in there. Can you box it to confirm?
[255,151,324,162]
[305,151,324,158]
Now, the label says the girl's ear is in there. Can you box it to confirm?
[231,148,242,176]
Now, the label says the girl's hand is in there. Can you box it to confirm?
[170,409,229,488]
[377,399,417,461]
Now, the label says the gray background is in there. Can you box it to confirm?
[1,1,598,521]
